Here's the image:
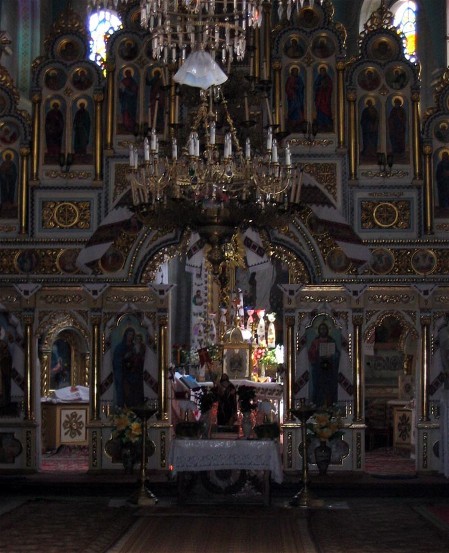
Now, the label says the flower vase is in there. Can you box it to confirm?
[241,412,252,439]
[314,440,332,475]
[121,444,137,474]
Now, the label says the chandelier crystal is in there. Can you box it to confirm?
[90,0,264,64]
[128,86,303,274]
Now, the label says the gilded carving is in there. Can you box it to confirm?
[106,294,157,304]
[42,201,91,230]
[367,294,412,304]
[361,200,410,229]
[43,169,92,179]
[299,294,346,303]
[40,294,85,304]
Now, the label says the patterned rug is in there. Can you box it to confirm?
[364,447,417,478]
[0,498,136,553]
[41,445,89,472]
[109,505,318,553]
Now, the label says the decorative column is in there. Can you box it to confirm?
[420,314,431,422]
[19,146,30,235]
[104,60,115,152]
[93,90,104,183]
[411,87,422,181]
[347,88,357,180]
[336,59,346,150]
[30,90,41,182]
[262,1,272,80]
[158,315,169,421]
[23,311,34,421]
[91,311,102,421]
[285,315,296,421]
[253,26,260,81]
[423,142,434,235]
[273,60,282,131]
[352,311,363,422]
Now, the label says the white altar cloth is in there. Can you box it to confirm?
[169,439,284,483]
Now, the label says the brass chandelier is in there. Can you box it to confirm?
[128,86,303,275]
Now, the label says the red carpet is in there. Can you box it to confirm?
[414,503,449,533]
[41,445,89,472]
[365,447,416,477]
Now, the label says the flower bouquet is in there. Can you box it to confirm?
[307,407,344,443]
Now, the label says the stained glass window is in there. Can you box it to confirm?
[392,0,417,61]
[88,9,122,69]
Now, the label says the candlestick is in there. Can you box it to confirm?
[244,93,249,120]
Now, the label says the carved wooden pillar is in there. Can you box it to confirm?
[285,315,296,421]
[91,312,102,421]
[23,311,34,421]
[347,88,357,180]
[336,59,346,149]
[158,315,169,421]
[423,142,434,235]
[94,90,104,183]
[420,314,431,422]
[30,91,41,182]
[19,146,30,235]
[105,60,115,152]
[411,87,422,181]
[352,311,363,422]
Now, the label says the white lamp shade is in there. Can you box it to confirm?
[173,50,228,89]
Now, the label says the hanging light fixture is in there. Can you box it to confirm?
[90,0,264,64]
[128,85,303,275]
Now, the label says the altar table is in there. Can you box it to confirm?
[169,438,283,504]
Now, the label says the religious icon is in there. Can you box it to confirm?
[118,38,138,61]
[306,317,342,408]
[283,36,305,59]
[370,248,395,275]
[118,66,139,134]
[58,39,81,62]
[44,67,67,91]
[386,66,409,90]
[388,96,407,157]
[311,35,335,59]
[100,247,125,273]
[358,67,381,91]
[411,249,437,275]
[326,248,350,273]
[0,149,18,219]
[71,67,94,91]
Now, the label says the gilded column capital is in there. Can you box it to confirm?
[423,144,433,156]
[105,60,116,73]
[272,59,282,72]
[93,91,104,103]
[420,314,431,326]
[352,313,364,326]
[336,60,346,72]
[285,315,295,326]
[31,91,42,104]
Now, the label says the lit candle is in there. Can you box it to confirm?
[266,126,273,151]
[244,92,249,120]
[175,93,179,124]
[144,137,150,161]
[245,137,251,160]
[285,143,291,166]
[210,120,216,145]
[152,94,159,129]
[172,138,177,160]
[129,143,134,167]
[272,139,278,163]
[265,95,273,126]
[263,60,267,80]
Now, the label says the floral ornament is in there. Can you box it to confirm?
[237,385,258,412]
[110,408,142,446]
[307,407,344,442]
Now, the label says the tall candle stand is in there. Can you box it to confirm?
[289,402,317,508]
[130,399,159,506]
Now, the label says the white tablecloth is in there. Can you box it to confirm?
[169,439,284,483]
